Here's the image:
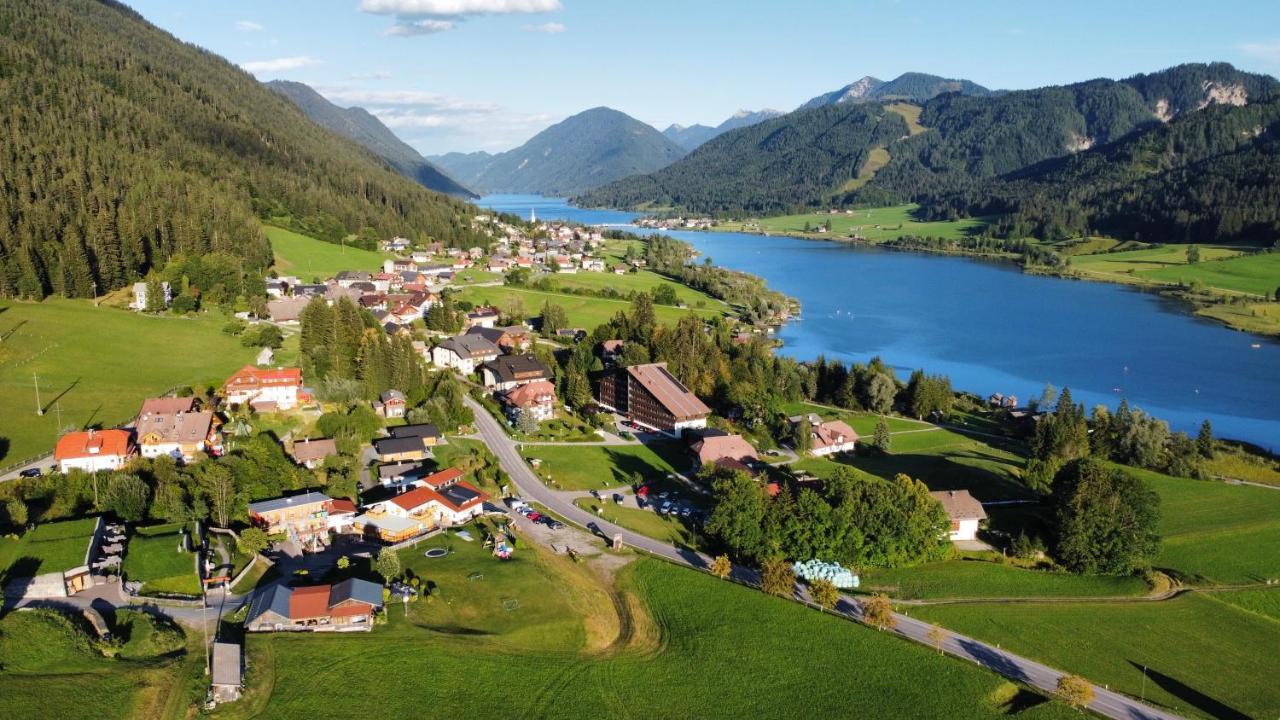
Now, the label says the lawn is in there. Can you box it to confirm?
[266,225,387,280]
[1068,244,1244,287]
[714,204,989,243]
[456,285,721,329]
[1127,466,1280,584]
[0,608,189,720]
[806,439,1034,502]
[861,558,1149,600]
[122,523,202,597]
[1210,587,1280,622]
[912,593,1280,720]
[214,556,1080,719]
[778,401,932,435]
[520,442,691,491]
[0,298,258,465]
[0,517,97,579]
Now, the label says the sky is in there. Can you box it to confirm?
[127,0,1280,156]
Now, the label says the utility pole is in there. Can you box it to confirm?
[33,374,43,415]
[54,402,63,433]
[91,281,98,307]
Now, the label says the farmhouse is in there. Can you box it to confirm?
[55,429,135,473]
[596,363,709,436]
[223,365,305,411]
[247,492,332,550]
[135,399,218,461]
[464,306,501,329]
[245,577,383,632]
[289,437,338,469]
[481,354,551,391]
[930,489,988,542]
[500,380,557,423]
[431,334,501,374]
[266,296,310,323]
[690,433,759,474]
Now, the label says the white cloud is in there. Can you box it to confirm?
[360,0,562,17]
[523,22,565,34]
[240,56,321,73]
[385,19,456,36]
[349,71,393,80]
[319,87,499,113]
[236,20,264,32]
[1240,40,1280,64]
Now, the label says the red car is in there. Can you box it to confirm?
[526,512,542,522]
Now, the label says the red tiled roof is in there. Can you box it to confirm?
[224,365,302,391]
[389,473,485,513]
[288,585,331,619]
[503,380,555,409]
[812,420,858,450]
[329,499,357,515]
[422,467,464,488]
[55,429,133,461]
[692,434,758,466]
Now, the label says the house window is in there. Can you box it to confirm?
[950,520,960,532]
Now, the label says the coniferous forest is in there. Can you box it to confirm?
[0,0,484,300]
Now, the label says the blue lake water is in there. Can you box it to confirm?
[479,194,1280,450]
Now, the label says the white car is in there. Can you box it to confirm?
[659,501,672,514]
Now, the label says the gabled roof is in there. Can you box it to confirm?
[374,436,426,455]
[289,585,331,619]
[436,334,500,360]
[139,397,196,416]
[247,491,331,516]
[246,583,292,625]
[390,474,484,513]
[329,498,357,515]
[692,434,758,465]
[136,409,214,446]
[503,380,556,408]
[211,642,241,686]
[377,461,429,481]
[930,490,988,521]
[812,420,858,450]
[55,429,134,461]
[482,354,551,385]
[626,363,710,421]
[290,438,338,464]
[330,577,383,608]
[380,390,406,404]
[387,423,442,440]
[224,365,302,391]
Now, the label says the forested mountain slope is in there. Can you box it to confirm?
[267,80,476,199]
[429,107,686,196]
[0,0,480,299]
[797,72,993,110]
[579,63,1279,241]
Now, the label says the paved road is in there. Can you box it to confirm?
[0,454,54,483]
[466,396,1183,720]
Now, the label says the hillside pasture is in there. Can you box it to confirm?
[1135,250,1280,297]
[0,298,257,464]
[456,285,721,329]
[266,225,388,279]
[715,204,989,242]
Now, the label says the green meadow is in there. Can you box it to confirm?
[122,523,202,597]
[714,204,989,242]
[520,442,691,491]
[266,225,388,279]
[457,284,722,329]
[0,298,257,465]
[0,517,98,579]
[213,547,1078,720]
[1136,250,1280,297]
[532,267,729,310]
[862,559,1149,600]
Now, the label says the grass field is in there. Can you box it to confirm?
[520,442,690,491]
[266,226,387,279]
[861,558,1149,600]
[215,550,1079,720]
[0,517,97,579]
[912,593,1280,720]
[0,608,189,720]
[778,401,933,435]
[1129,467,1280,584]
[713,204,989,243]
[0,298,258,465]
[123,523,201,597]
[1133,250,1280,297]
[1210,587,1280,622]
[531,268,730,311]
[1067,244,1248,289]
[457,285,723,329]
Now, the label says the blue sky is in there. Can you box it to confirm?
[128,0,1280,155]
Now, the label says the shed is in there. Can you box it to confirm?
[211,641,242,703]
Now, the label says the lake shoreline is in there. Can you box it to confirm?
[683,224,1279,339]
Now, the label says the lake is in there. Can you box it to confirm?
[479,194,1280,450]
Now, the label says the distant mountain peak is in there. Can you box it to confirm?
[798,72,991,110]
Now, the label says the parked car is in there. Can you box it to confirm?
[19,468,41,478]
[549,521,566,530]
[526,512,542,522]
[612,493,624,504]
[660,501,671,514]
[680,507,692,518]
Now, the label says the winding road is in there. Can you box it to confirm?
[466,396,1183,720]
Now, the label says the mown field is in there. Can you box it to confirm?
[531,267,729,310]
[520,442,691,491]
[122,523,201,597]
[457,284,724,329]
[713,204,989,242]
[1134,250,1280,297]
[214,545,1079,720]
[862,558,1149,600]
[0,299,258,465]
[266,225,388,279]
[912,592,1280,720]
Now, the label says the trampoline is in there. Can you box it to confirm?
[424,548,449,558]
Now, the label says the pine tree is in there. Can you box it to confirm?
[873,415,891,454]
[1196,419,1214,459]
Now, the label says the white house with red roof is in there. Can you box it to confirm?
[55,429,135,473]
[369,468,488,529]
[223,365,305,411]
[500,380,556,423]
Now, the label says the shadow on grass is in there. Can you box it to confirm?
[1126,660,1249,720]
[835,451,1033,501]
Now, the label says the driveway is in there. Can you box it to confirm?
[464,396,1182,720]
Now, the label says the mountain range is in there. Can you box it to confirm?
[663,109,785,151]
[797,72,995,110]
[266,80,476,199]
[0,0,480,299]
[577,63,1280,244]
[428,107,687,196]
